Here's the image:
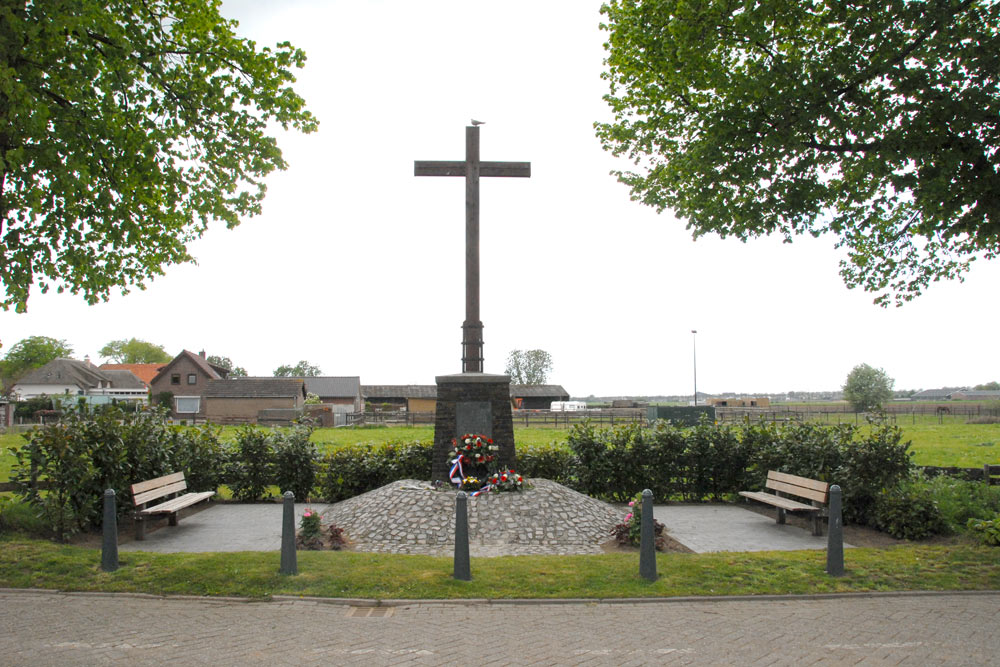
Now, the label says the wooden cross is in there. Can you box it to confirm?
[415,125,530,373]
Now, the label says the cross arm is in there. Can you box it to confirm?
[414,161,531,178]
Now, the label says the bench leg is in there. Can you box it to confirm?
[168,512,178,527]
[135,516,146,541]
[812,514,823,536]
[776,508,786,525]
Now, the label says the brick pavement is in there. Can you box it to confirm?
[1,589,997,665]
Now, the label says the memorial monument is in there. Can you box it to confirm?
[415,124,530,481]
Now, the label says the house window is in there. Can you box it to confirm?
[174,397,201,414]
[171,374,181,385]
[187,374,197,385]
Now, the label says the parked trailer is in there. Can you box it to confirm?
[550,401,588,412]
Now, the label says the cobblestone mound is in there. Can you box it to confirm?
[320,478,623,557]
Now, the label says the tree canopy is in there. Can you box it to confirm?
[274,361,321,377]
[0,0,318,312]
[0,336,73,385]
[99,338,171,364]
[597,0,1000,306]
[207,354,247,377]
[843,363,895,412]
[505,349,553,385]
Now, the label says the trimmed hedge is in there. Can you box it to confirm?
[10,411,926,539]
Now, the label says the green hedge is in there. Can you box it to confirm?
[9,411,928,539]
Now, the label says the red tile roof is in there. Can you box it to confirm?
[99,363,166,386]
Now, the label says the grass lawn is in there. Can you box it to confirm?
[1,536,997,600]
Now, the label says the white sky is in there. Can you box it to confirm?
[2,0,998,397]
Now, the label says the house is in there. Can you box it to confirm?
[202,378,307,424]
[99,363,166,387]
[362,385,438,413]
[294,377,363,412]
[10,358,148,406]
[148,350,229,419]
[510,384,570,410]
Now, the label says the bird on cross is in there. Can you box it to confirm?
[471,119,485,126]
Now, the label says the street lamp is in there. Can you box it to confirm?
[691,330,698,406]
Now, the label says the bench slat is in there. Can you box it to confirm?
[768,470,830,493]
[765,478,829,503]
[141,491,215,515]
[132,472,186,495]
[739,491,821,512]
[134,480,189,507]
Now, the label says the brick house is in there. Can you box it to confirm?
[203,378,307,423]
[148,350,229,419]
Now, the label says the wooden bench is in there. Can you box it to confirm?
[739,471,830,536]
[986,464,1000,487]
[131,472,215,540]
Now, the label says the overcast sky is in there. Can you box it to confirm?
[2,0,998,397]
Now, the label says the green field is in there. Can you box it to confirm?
[3,417,999,486]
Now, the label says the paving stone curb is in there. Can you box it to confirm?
[5,587,997,606]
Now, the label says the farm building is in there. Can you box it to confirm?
[202,378,307,423]
[362,385,438,413]
[511,385,570,410]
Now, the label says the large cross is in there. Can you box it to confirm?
[415,125,530,373]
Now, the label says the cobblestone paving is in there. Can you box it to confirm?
[322,479,623,556]
[2,589,997,665]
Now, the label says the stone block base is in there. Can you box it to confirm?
[432,373,515,482]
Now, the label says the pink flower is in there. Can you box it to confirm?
[628,501,635,507]
[624,513,633,522]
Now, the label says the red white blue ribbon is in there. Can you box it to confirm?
[449,454,465,487]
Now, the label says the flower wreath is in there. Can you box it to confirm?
[451,433,497,466]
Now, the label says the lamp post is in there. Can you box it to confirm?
[691,330,698,406]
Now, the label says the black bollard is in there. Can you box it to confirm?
[280,491,298,576]
[101,489,119,572]
[639,489,657,581]
[453,491,471,581]
[826,484,845,577]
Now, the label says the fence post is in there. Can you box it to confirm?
[826,485,844,577]
[639,489,657,582]
[101,489,119,572]
[454,492,471,581]
[280,491,298,575]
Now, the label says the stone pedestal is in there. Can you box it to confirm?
[432,373,515,482]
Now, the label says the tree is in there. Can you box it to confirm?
[0,336,73,384]
[206,355,247,378]
[273,361,321,377]
[99,338,171,364]
[0,1,318,313]
[843,363,895,412]
[505,349,553,385]
[597,0,1000,306]
[974,381,1000,391]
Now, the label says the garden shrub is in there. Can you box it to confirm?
[916,473,1000,534]
[967,515,1000,546]
[836,420,914,525]
[227,425,276,502]
[515,441,575,486]
[169,422,227,493]
[320,440,432,502]
[872,482,947,540]
[10,418,99,540]
[273,425,319,501]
